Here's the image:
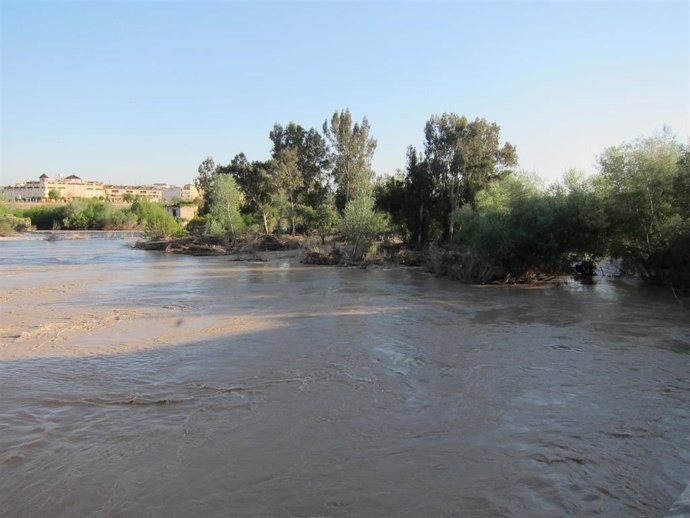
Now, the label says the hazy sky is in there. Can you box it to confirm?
[1,0,688,187]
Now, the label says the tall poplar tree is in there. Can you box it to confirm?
[323,109,377,210]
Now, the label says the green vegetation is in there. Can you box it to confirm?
[595,132,689,286]
[181,110,685,289]
[62,200,137,230]
[7,108,684,290]
[195,108,388,254]
[0,201,31,235]
[450,172,606,282]
[14,198,184,237]
[129,198,184,238]
[340,196,389,261]
[10,108,684,289]
[19,204,70,230]
[206,174,244,239]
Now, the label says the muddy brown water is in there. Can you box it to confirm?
[1,236,688,517]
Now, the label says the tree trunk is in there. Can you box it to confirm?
[262,211,269,235]
[227,200,235,239]
[449,190,456,241]
[289,192,296,236]
[417,203,424,249]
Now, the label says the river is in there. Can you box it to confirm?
[0,235,688,517]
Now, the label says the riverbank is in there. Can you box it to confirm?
[133,234,586,286]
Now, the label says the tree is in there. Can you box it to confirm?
[195,156,217,213]
[403,146,437,248]
[303,194,340,245]
[340,195,388,260]
[129,198,183,239]
[224,154,276,234]
[674,145,690,220]
[597,131,684,282]
[208,174,243,239]
[423,114,517,240]
[374,171,407,242]
[270,122,330,208]
[273,148,303,236]
[323,109,377,210]
[48,189,61,201]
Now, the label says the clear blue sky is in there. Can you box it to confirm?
[1,0,688,186]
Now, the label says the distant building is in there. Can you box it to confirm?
[4,175,198,204]
[166,204,198,225]
[159,185,182,202]
[104,185,163,203]
[180,184,201,201]
[156,183,201,202]
[2,174,104,201]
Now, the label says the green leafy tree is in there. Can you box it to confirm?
[62,200,111,229]
[302,194,340,244]
[270,122,330,208]
[48,189,61,201]
[424,114,517,240]
[273,147,303,236]
[208,174,244,239]
[224,154,276,234]
[323,109,377,210]
[674,145,690,220]
[340,195,389,260]
[597,131,686,283]
[402,146,438,248]
[130,198,183,239]
[374,171,407,241]
[195,156,217,213]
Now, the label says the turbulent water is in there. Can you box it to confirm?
[1,235,688,517]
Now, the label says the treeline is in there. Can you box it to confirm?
[195,109,385,259]
[198,109,689,288]
[10,199,183,237]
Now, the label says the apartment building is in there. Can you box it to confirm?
[4,175,197,205]
[103,185,163,203]
[2,174,104,201]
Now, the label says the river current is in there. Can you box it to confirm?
[1,235,688,517]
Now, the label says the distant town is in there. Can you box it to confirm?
[2,174,201,204]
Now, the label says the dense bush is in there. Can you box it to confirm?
[340,195,389,260]
[129,198,184,238]
[449,134,689,287]
[453,173,605,277]
[20,205,70,230]
[62,200,113,229]
[20,200,140,230]
[0,202,31,234]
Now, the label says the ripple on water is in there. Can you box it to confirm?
[0,239,689,517]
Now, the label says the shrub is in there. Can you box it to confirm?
[19,205,69,230]
[340,195,389,260]
[130,198,184,238]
